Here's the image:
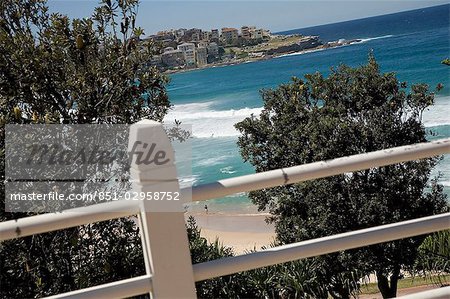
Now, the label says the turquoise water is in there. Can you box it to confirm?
[166,5,450,213]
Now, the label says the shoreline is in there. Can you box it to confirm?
[164,39,362,76]
[185,212,276,254]
[164,56,270,75]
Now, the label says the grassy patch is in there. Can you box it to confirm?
[246,35,300,52]
[360,275,450,294]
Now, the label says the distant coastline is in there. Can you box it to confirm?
[164,37,363,75]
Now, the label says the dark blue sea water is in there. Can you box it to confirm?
[279,4,450,42]
[165,4,450,213]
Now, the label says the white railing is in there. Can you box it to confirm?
[192,213,450,281]
[1,120,449,299]
[396,286,450,299]
[46,275,153,299]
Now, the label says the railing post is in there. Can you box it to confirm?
[129,120,196,298]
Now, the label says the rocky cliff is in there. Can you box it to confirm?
[265,36,322,55]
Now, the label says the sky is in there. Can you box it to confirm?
[47,1,449,34]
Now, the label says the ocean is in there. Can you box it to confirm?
[165,4,450,214]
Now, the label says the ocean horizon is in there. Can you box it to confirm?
[165,4,450,214]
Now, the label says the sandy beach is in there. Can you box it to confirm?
[185,213,276,254]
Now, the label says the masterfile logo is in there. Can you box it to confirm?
[25,141,171,166]
[5,123,192,213]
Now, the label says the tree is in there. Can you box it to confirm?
[235,54,449,298]
[416,229,450,285]
[0,0,170,297]
[187,215,336,299]
[186,216,250,298]
[0,0,169,126]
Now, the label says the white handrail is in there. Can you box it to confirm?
[0,200,139,241]
[193,213,450,281]
[187,138,450,202]
[2,139,448,242]
[1,137,449,298]
[396,286,450,299]
[45,275,152,299]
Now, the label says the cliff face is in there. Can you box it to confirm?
[265,36,322,55]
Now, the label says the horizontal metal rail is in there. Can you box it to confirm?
[396,286,450,299]
[193,213,450,281]
[0,200,139,241]
[2,139,448,242]
[45,275,152,299]
[0,138,448,298]
[187,138,450,202]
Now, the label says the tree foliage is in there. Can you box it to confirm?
[187,216,340,299]
[0,0,169,297]
[416,230,450,285]
[235,54,449,298]
[0,0,169,126]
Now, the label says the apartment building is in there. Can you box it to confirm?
[161,48,185,68]
[241,26,251,39]
[251,28,264,39]
[195,47,208,67]
[177,42,196,67]
[211,29,220,40]
[206,42,219,58]
[221,27,239,43]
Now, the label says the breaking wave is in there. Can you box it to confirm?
[164,102,262,138]
[357,34,394,43]
[165,95,449,139]
[422,95,450,127]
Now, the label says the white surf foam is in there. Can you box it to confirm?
[179,174,200,188]
[164,102,262,138]
[276,35,395,59]
[357,34,394,43]
[276,47,326,58]
[439,181,450,187]
[165,94,448,138]
[167,83,199,92]
[195,156,232,167]
[423,95,450,127]
[220,166,237,174]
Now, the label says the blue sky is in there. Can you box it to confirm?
[47,1,448,34]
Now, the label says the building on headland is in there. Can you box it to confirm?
[195,47,208,67]
[241,26,270,40]
[241,26,251,39]
[206,42,219,62]
[177,42,196,67]
[191,32,201,41]
[183,48,196,67]
[161,49,185,68]
[211,29,220,40]
[148,55,163,68]
[262,29,271,38]
[221,27,239,44]
[174,28,187,39]
[180,28,202,42]
[251,28,264,39]
[202,31,211,41]
[249,52,264,58]
[177,42,195,54]
[155,30,175,41]
[197,41,209,48]
[150,25,275,70]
